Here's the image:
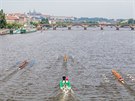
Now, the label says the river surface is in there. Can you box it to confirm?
[0,27,135,101]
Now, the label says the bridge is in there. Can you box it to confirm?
[38,23,135,30]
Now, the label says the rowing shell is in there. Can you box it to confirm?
[18,60,28,69]
[112,69,125,84]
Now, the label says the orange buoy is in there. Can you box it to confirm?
[19,60,28,69]
[112,69,124,84]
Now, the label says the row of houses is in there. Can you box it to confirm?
[6,13,28,24]
[6,11,75,25]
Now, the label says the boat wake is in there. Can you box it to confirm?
[49,86,79,101]
[56,88,78,101]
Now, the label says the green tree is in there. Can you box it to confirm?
[6,23,12,29]
[30,21,39,27]
[40,18,49,24]
[0,9,7,29]
[128,19,135,24]
[6,23,23,29]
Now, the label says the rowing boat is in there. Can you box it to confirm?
[112,69,124,84]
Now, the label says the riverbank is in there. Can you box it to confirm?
[0,28,37,35]
[0,29,9,35]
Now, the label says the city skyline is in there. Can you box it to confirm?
[0,0,135,19]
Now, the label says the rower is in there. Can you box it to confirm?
[119,77,124,84]
[60,76,71,90]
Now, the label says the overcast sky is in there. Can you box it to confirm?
[0,0,135,19]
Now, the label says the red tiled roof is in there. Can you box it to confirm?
[6,16,19,20]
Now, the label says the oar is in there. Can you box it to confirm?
[28,60,35,68]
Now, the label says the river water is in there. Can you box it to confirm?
[0,27,135,101]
